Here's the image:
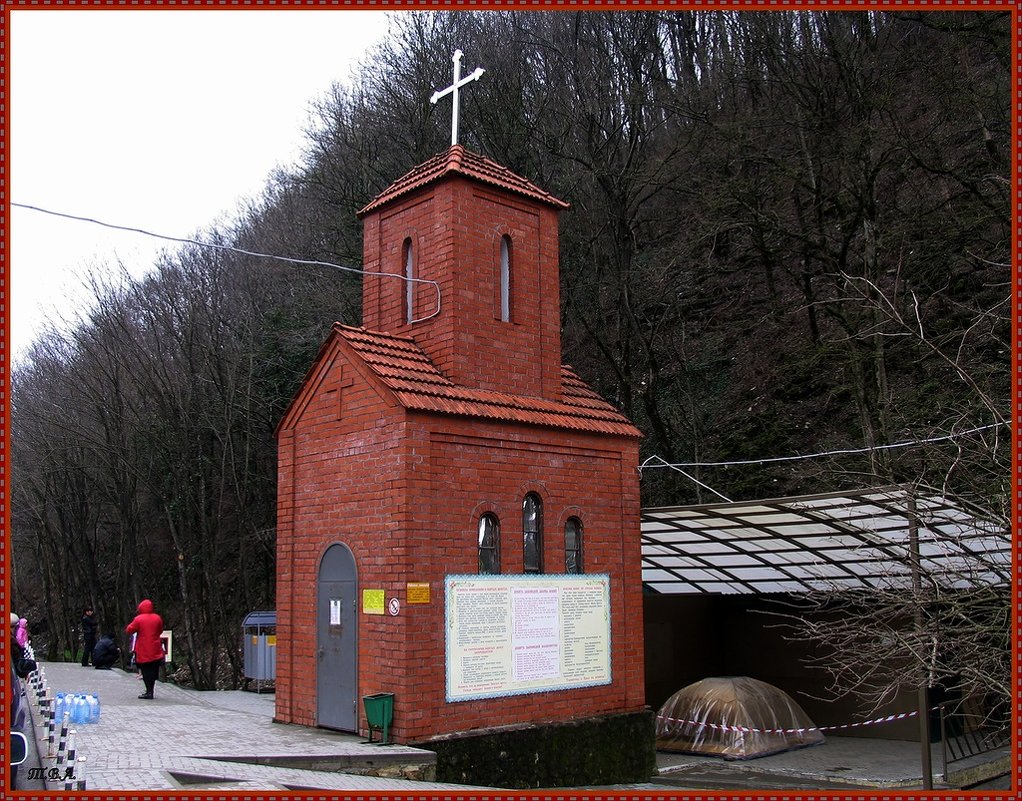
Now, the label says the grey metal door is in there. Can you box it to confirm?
[317,543,357,730]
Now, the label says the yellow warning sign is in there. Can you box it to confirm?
[407,582,431,604]
[363,589,385,615]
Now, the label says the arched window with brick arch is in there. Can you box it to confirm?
[498,234,512,323]
[523,493,543,573]
[478,513,500,574]
[565,517,583,574]
[403,237,415,324]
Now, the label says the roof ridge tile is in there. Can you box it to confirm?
[357,146,568,217]
[334,326,638,436]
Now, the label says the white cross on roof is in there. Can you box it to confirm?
[430,49,485,147]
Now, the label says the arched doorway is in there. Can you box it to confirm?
[316,543,358,730]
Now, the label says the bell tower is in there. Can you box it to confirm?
[357,50,568,399]
[357,145,569,399]
[275,50,650,786]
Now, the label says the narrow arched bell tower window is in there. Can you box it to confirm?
[403,238,415,324]
[499,235,512,323]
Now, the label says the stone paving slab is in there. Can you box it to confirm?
[87,755,478,792]
[25,661,1008,791]
[26,661,479,791]
[654,735,1011,790]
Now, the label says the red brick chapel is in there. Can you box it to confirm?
[274,141,646,746]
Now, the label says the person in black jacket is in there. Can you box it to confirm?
[80,607,98,666]
[92,632,120,669]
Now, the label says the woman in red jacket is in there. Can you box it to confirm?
[125,599,164,700]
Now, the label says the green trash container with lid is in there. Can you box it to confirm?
[363,692,394,744]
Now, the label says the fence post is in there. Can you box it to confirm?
[907,489,933,790]
[939,703,948,782]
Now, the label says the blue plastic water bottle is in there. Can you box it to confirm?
[87,694,100,723]
[74,694,88,724]
[54,692,65,723]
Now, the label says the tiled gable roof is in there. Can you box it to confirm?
[357,145,570,217]
[336,325,639,437]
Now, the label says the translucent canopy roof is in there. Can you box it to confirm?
[641,486,1010,595]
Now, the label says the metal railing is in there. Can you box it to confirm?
[939,701,1009,781]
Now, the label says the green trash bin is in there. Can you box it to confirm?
[363,692,394,744]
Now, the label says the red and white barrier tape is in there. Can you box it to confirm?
[655,709,918,735]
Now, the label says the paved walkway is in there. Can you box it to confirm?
[22,661,1009,791]
[653,737,1009,790]
[25,662,476,791]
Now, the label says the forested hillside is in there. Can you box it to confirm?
[12,11,1009,687]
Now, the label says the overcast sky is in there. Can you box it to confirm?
[10,8,395,363]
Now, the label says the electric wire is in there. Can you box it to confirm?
[12,201,442,323]
[639,422,1006,472]
[13,204,1006,479]
[651,464,733,503]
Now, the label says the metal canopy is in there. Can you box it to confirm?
[641,486,1010,595]
[242,611,276,629]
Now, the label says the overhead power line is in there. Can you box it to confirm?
[14,205,1008,477]
[12,201,442,322]
[639,422,1007,472]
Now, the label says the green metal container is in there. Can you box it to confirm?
[363,692,394,744]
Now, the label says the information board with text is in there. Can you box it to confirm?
[445,574,611,701]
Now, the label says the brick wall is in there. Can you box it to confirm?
[278,157,644,743]
[362,179,562,399]
[275,342,645,740]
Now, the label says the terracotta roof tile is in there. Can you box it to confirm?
[335,325,639,437]
[357,145,569,217]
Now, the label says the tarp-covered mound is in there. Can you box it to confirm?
[655,676,825,760]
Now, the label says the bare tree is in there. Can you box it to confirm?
[11,10,1008,689]
[765,491,1009,726]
